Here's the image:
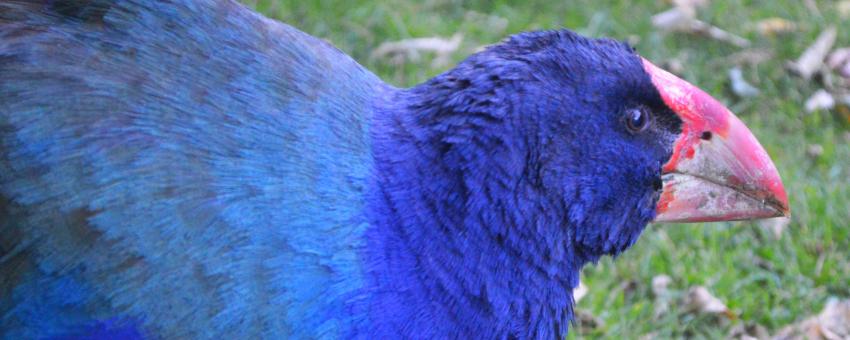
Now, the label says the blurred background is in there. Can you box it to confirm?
[245,0,849,338]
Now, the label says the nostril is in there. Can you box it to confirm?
[700,131,712,140]
[653,177,663,191]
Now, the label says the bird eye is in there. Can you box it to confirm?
[625,107,651,133]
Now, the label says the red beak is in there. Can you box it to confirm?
[643,59,790,223]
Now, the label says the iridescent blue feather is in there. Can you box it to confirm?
[1,1,676,338]
[1,1,382,337]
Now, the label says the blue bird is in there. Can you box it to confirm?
[0,0,789,338]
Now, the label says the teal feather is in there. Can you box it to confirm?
[1,0,382,337]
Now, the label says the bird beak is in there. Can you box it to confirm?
[642,59,790,223]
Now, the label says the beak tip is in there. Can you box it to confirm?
[779,194,791,216]
[764,164,790,218]
[642,58,791,224]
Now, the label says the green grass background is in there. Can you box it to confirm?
[246,0,849,338]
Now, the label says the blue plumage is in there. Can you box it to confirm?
[1,1,681,338]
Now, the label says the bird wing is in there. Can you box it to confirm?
[0,0,380,338]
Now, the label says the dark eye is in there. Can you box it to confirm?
[625,107,651,133]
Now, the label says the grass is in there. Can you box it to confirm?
[246,0,850,337]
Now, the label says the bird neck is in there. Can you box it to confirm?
[361,85,584,338]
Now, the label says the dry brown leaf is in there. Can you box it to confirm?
[652,275,673,319]
[730,323,771,340]
[805,89,836,113]
[652,275,673,297]
[672,0,710,9]
[753,18,798,36]
[729,67,760,97]
[661,0,710,10]
[652,6,697,32]
[827,48,850,79]
[773,299,850,340]
[788,26,837,80]
[573,281,589,303]
[371,34,463,68]
[759,217,791,239]
[807,144,825,158]
[651,5,749,47]
[726,49,775,66]
[685,286,734,319]
[686,286,727,314]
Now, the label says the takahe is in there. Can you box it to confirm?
[0,0,789,338]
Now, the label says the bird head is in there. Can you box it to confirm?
[403,30,788,260]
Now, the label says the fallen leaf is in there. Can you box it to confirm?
[729,67,760,97]
[773,298,850,340]
[691,21,750,48]
[652,275,673,319]
[827,48,850,79]
[805,89,836,113]
[759,217,790,239]
[807,144,824,158]
[685,286,734,319]
[672,0,710,9]
[788,26,837,80]
[651,5,749,47]
[726,49,775,66]
[652,275,673,297]
[573,281,589,303]
[753,18,797,36]
[652,6,697,32]
[730,322,771,340]
[371,34,463,68]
